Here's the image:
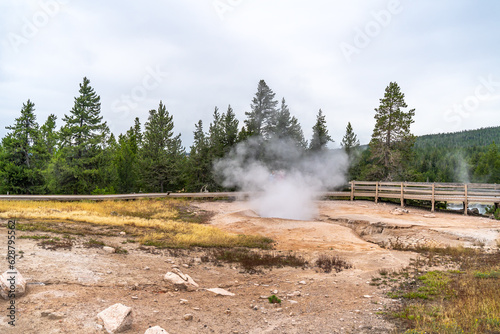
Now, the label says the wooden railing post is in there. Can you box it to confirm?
[464,183,468,215]
[431,183,435,212]
[375,182,379,204]
[350,181,354,201]
[400,182,404,207]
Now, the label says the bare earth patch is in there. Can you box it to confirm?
[1,200,499,333]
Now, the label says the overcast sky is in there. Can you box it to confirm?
[1,0,500,148]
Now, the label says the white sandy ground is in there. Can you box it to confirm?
[0,200,498,333]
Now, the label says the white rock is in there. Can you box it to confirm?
[119,231,126,235]
[183,313,193,321]
[287,291,301,297]
[163,270,199,290]
[103,246,116,254]
[144,326,169,334]
[97,303,133,334]
[0,270,27,299]
[206,288,235,296]
[298,281,307,285]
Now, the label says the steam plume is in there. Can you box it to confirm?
[214,137,348,220]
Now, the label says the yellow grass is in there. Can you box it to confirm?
[0,199,272,249]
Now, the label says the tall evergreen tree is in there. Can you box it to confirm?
[208,107,225,160]
[222,105,239,152]
[341,122,360,156]
[369,82,415,181]
[244,80,278,138]
[140,101,185,192]
[186,120,212,192]
[0,100,45,194]
[53,77,109,194]
[114,120,142,193]
[270,98,306,148]
[309,109,332,151]
[40,114,58,158]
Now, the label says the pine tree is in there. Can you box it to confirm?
[0,100,45,194]
[140,101,185,192]
[114,120,142,193]
[369,82,415,181]
[222,105,239,152]
[186,120,212,192]
[208,107,225,159]
[245,80,278,138]
[309,109,332,151]
[40,114,58,157]
[55,77,109,194]
[341,122,360,156]
[270,98,306,148]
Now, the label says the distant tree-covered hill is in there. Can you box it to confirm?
[415,126,500,149]
[351,126,500,183]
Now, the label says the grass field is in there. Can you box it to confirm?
[0,199,273,249]
[379,246,500,333]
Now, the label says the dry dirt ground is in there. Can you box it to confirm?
[1,200,499,334]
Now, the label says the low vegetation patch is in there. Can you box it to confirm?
[0,199,272,249]
[315,254,352,273]
[38,238,73,251]
[204,248,307,272]
[380,247,500,333]
[268,295,281,304]
[84,238,106,248]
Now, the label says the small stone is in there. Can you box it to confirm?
[271,289,278,294]
[206,288,235,296]
[48,312,65,320]
[180,299,188,305]
[164,271,199,290]
[225,309,231,315]
[144,326,169,334]
[0,270,27,299]
[131,296,138,300]
[119,231,126,235]
[424,214,436,218]
[183,313,193,321]
[287,291,301,297]
[97,303,133,334]
[298,281,306,285]
[182,264,189,268]
[363,295,373,298]
[144,267,150,271]
[103,246,116,254]
[288,300,298,304]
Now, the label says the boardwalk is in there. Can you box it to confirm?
[348,181,500,215]
[0,181,498,215]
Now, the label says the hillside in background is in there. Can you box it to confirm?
[415,126,500,149]
[352,126,500,183]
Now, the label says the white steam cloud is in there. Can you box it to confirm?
[214,137,348,220]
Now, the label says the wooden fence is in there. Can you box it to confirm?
[0,181,499,215]
[348,181,500,215]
